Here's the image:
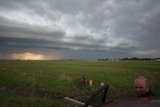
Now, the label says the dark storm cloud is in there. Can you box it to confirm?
[0,36,109,52]
[0,0,160,59]
[0,16,65,39]
[111,0,160,46]
[0,24,65,39]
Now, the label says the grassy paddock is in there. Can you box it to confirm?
[0,60,160,106]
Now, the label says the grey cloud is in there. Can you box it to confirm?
[0,16,111,52]
[47,0,104,14]
[0,0,160,59]
[0,16,65,40]
[71,35,107,46]
[104,0,160,49]
[0,0,33,11]
[42,0,107,32]
[0,36,108,52]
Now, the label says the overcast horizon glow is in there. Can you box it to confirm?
[0,0,160,60]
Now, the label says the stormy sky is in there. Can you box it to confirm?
[0,0,160,60]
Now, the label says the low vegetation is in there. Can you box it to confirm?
[0,60,160,107]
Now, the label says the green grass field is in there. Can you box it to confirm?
[0,60,160,107]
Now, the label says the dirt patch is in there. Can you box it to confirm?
[73,76,101,88]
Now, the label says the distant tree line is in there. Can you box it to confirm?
[121,57,160,61]
[97,57,160,61]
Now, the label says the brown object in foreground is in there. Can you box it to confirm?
[64,84,109,107]
[64,83,160,107]
[103,97,160,107]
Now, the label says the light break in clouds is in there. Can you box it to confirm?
[0,0,160,60]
